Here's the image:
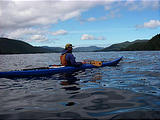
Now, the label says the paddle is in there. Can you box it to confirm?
[90,60,102,67]
[83,60,102,67]
[49,60,103,68]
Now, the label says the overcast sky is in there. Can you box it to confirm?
[0,0,160,47]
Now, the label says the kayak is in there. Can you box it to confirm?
[0,57,123,78]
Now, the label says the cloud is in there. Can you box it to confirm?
[2,0,158,31]
[81,34,106,40]
[7,28,39,38]
[52,30,68,36]
[0,0,98,30]
[124,0,160,11]
[0,0,159,44]
[30,34,48,42]
[87,17,97,22]
[0,0,101,41]
[136,20,160,29]
[5,28,49,43]
[97,36,106,40]
[78,16,107,23]
[79,7,120,23]
[81,34,94,40]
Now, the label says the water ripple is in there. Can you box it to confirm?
[0,51,160,119]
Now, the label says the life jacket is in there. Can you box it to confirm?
[60,53,67,66]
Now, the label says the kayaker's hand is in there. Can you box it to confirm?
[75,62,83,67]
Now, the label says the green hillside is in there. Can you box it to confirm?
[122,34,160,51]
[0,38,52,54]
[1,34,159,54]
[98,41,131,51]
[121,42,146,51]
[41,46,63,52]
[97,40,148,52]
[144,34,160,50]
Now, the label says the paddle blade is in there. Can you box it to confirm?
[90,61,102,67]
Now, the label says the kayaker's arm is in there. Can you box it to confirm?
[66,53,82,67]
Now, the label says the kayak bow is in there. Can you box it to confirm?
[0,57,123,78]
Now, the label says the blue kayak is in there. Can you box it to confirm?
[0,57,123,78]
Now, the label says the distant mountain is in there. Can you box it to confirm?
[0,38,53,54]
[41,46,63,52]
[41,46,104,52]
[0,37,104,54]
[1,34,159,54]
[122,34,160,51]
[97,40,148,52]
[73,46,104,52]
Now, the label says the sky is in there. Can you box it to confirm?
[0,0,160,47]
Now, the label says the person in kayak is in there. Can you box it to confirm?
[60,44,83,67]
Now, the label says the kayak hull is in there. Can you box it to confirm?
[0,57,123,78]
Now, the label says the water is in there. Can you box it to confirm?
[0,51,160,119]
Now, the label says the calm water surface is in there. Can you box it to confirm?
[0,51,160,119]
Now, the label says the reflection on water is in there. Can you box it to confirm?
[0,51,160,119]
[60,73,80,92]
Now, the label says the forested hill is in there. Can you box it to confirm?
[0,34,159,54]
[97,34,160,51]
[121,34,160,51]
[96,40,148,51]
[0,38,52,54]
[0,38,103,54]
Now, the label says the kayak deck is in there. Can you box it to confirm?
[0,57,123,78]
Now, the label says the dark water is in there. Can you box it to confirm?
[0,51,160,119]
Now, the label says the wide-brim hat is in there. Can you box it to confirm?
[65,44,74,49]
